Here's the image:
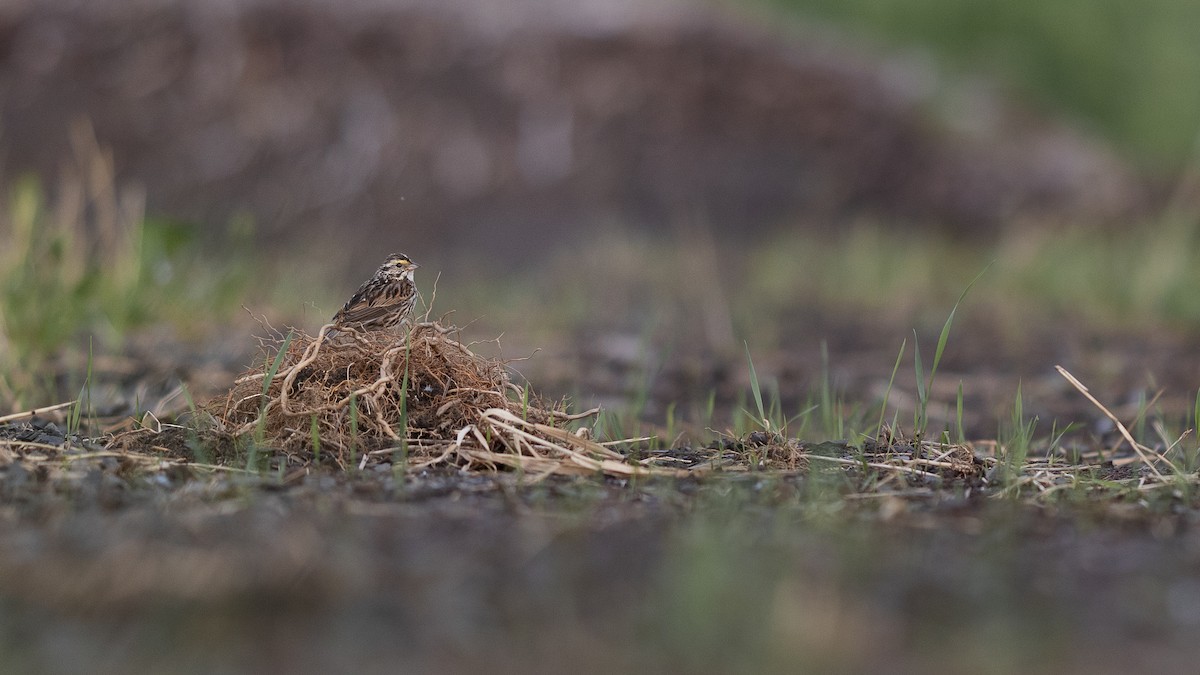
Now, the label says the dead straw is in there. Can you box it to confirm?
[208,322,681,477]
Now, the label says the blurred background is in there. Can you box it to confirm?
[4,0,1182,251]
[1,0,1198,430]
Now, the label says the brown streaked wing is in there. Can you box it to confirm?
[338,301,410,325]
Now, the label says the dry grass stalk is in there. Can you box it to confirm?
[1056,365,1169,480]
[0,401,77,424]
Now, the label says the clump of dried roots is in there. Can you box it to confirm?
[212,322,673,477]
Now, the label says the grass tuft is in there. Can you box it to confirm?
[0,146,253,408]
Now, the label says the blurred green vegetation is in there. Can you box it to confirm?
[0,176,253,406]
[748,217,1200,330]
[447,216,1200,356]
[766,0,1200,169]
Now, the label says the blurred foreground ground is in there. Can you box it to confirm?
[3,471,1200,675]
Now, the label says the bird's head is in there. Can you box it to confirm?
[381,253,419,274]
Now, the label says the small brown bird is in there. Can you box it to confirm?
[329,252,420,335]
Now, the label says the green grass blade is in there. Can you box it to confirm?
[916,261,993,438]
[261,331,294,397]
[912,330,925,432]
[874,337,906,443]
[956,380,965,444]
[251,330,294,470]
[349,392,359,470]
[927,261,993,394]
[744,342,767,429]
[310,414,321,465]
[396,336,411,473]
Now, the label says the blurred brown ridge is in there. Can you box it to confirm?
[0,0,1144,262]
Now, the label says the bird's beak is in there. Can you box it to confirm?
[407,262,420,270]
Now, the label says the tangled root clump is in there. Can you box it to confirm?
[211,322,668,477]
